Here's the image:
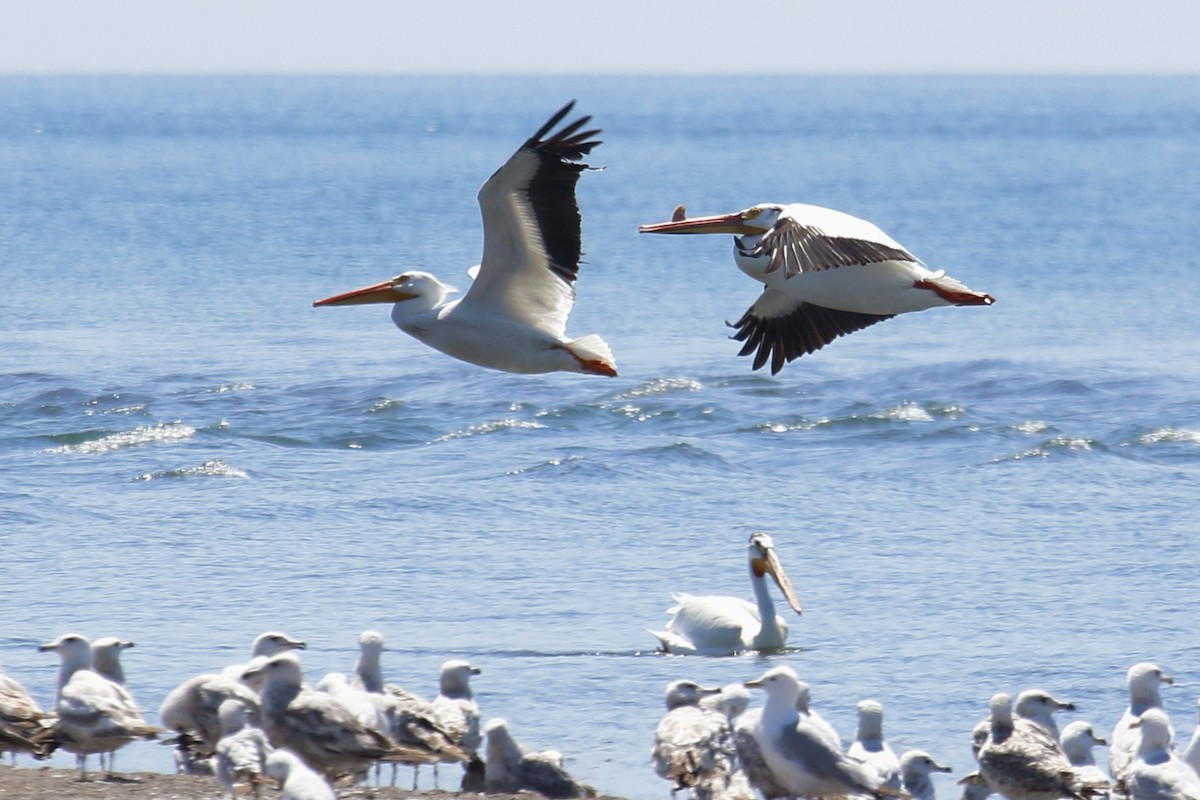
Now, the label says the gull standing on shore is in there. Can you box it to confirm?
[900,750,953,800]
[1124,709,1200,800]
[1111,663,1174,783]
[744,666,902,800]
[848,699,902,790]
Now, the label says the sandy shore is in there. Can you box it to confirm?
[0,766,629,800]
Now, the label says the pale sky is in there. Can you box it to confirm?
[1,0,1198,75]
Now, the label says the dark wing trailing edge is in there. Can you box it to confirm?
[753,216,920,278]
[518,100,602,285]
[730,301,894,374]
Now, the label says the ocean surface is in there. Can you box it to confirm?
[1,75,1198,798]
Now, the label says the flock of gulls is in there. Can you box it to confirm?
[1,629,594,799]
[312,100,994,376]
[2,535,1198,800]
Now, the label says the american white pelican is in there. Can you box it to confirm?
[1126,710,1200,800]
[314,101,617,377]
[1110,663,1174,782]
[744,666,901,800]
[899,750,953,800]
[649,531,802,656]
[639,203,994,373]
[969,693,1105,800]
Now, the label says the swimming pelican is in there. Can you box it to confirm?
[649,531,802,656]
[639,203,994,373]
[314,101,617,377]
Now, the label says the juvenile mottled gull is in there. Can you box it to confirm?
[1111,663,1174,783]
[484,717,595,799]
[246,652,431,782]
[652,680,750,800]
[744,666,902,800]
[972,692,1104,800]
[1124,709,1200,800]
[215,698,272,799]
[900,749,953,800]
[427,659,483,786]
[39,633,161,779]
[1014,690,1076,741]
[0,663,56,761]
[159,630,306,771]
[264,748,336,800]
[848,699,903,790]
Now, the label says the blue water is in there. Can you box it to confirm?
[2,75,1199,798]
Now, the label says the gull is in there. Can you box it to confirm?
[1014,689,1076,740]
[314,101,617,377]
[900,750,953,800]
[89,636,139,774]
[215,698,273,800]
[971,692,1105,800]
[428,659,484,786]
[848,699,902,790]
[744,666,903,800]
[39,633,161,779]
[1111,663,1174,782]
[650,532,803,656]
[245,652,432,782]
[159,630,307,771]
[0,662,56,762]
[640,203,993,373]
[652,680,750,800]
[1182,698,1200,777]
[1060,721,1111,792]
[264,749,336,800]
[1125,709,1200,800]
[484,717,596,799]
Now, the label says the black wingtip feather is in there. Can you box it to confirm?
[730,303,895,374]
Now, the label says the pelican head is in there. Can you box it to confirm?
[313,271,455,311]
[748,531,803,616]
[638,203,786,237]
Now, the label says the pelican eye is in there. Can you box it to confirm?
[742,207,763,220]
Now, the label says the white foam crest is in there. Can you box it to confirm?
[49,422,196,454]
[1137,427,1200,445]
[1004,436,1096,461]
[1012,420,1049,434]
[612,377,702,400]
[136,459,249,481]
[434,418,546,442]
[872,402,936,422]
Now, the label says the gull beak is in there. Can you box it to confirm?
[313,279,417,307]
[934,762,953,773]
[1094,735,1109,746]
[37,642,57,652]
[289,639,307,651]
[753,545,803,615]
[638,209,761,236]
[744,678,763,689]
[1162,673,1175,685]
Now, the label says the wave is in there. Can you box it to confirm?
[135,459,249,481]
[45,421,196,454]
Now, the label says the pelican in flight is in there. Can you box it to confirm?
[639,203,994,373]
[314,101,617,377]
[650,531,803,656]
